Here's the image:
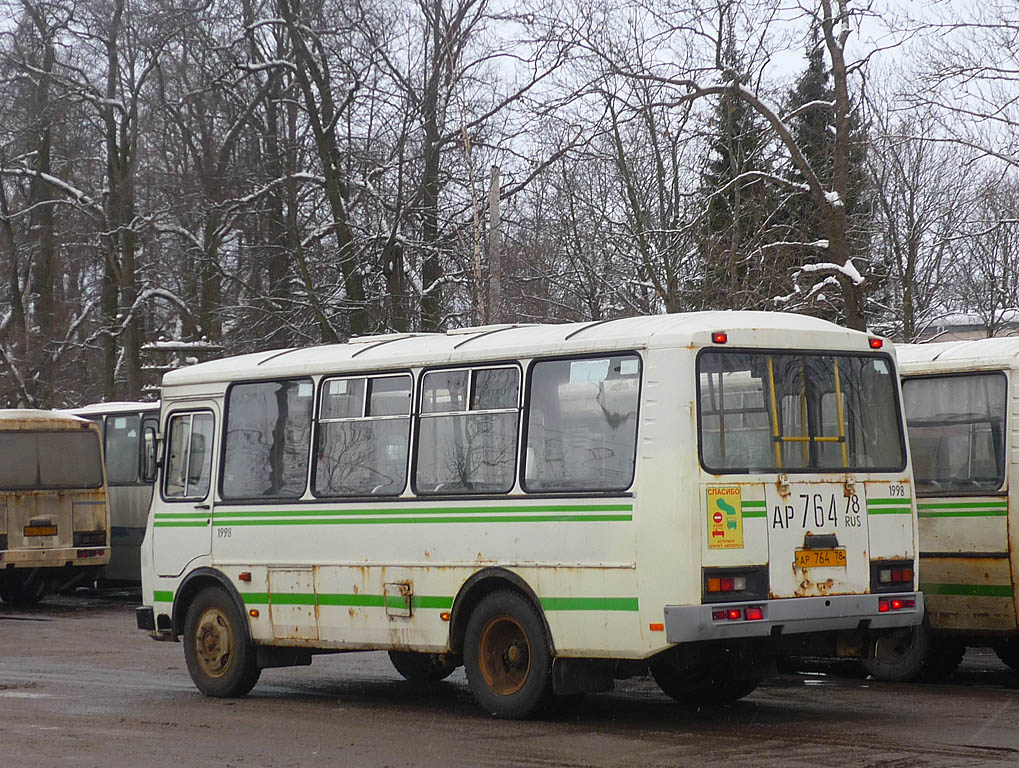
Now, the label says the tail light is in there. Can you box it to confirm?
[878,597,916,613]
[711,605,766,622]
[871,561,915,593]
[74,531,107,547]
[702,566,768,603]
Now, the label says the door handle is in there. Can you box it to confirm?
[194,503,210,510]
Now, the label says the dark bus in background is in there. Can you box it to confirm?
[64,402,159,584]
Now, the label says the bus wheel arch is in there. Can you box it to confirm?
[448,568,554,657]
[172,568,249,642]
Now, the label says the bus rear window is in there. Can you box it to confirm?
[902,373,1006,494]
[0,431,103,489]
[698,350,905,473]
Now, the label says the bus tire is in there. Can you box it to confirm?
[183,586,260,698]
[993,637,1019,672]
[0,570,49,608]
[650,651,760,705]
[388,650,459,682]
[463,590,552,719]
[862,620,961,682]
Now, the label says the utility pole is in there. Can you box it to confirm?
[488,164,502,323]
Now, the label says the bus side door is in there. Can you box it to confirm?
[153,406,218,577]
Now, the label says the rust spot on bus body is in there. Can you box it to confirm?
[793,576,837,597]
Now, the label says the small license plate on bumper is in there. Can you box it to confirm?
[24,525,58,537]
[795,548,847,568]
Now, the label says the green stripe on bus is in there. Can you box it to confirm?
[917,502,1007,509]
[153,512,210,519]
[213,514,632,526]
[919,582,1014,598]
[918,509,1007,518]
[211,504,632,519]
[153,590,174,603]
[867,498,913,505]
[154,521,209,528]
[866,506,912,515]
[742,501,766,507]
[539,596,639,611]
[742,509,767,518]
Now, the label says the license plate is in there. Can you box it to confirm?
[795,548,847,568]
[24,525,57,537]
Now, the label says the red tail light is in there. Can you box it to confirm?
[744,606,764,621]
[712,332,728,344]
[869,337,884,349]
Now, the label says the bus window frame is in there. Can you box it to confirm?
[102,411,143,487]
[311,369,415,500]
[411,362,523,497]
[695,347,908,475]
[901,369,1009,497]
[217,377,315,504]
[161,410,215,503]
[519,350,643,495]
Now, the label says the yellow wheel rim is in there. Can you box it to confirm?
[478,615,531,695]
[194,606,234,679]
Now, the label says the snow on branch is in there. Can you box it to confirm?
[799,258,865,285]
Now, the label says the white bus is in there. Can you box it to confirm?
[65,402,160,584]
[136,313,921,718]
[862,338,1019,681]
[0,410,111,606]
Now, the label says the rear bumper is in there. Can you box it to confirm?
[664,592,924,643]
[0,546,109,568]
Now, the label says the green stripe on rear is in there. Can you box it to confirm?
[919,582,1013,598]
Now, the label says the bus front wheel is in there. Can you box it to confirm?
[388,650,459,682]
[183,586,260,697]
[463,590,551,719]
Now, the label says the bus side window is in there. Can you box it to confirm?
[164,412,214,500]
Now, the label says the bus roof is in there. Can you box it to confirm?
[0,409,97,431]
[898,337,1019,370]
[161,311,885,389]
[63,401,160,417]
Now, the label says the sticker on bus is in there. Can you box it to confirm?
[706,486,743,549]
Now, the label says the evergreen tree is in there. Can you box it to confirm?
[776,26,874,322]
[697,36,777,309]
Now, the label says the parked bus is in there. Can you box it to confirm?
[0,410,110,606]
[65,402,159,584]
[136,313,922,717]
[862,338,1019,681]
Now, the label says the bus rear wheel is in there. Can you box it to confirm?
[463,590,551,719]
[650,650,761,705]
[388,650,459,682]
[183,586,260,697]
[993,637,1019,672]
[0,570,49,608]
[861,621,964,682]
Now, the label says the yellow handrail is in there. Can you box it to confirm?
[833,358,849,467]
[767,358,782,468]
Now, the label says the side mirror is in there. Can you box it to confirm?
[141,425,160,484]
